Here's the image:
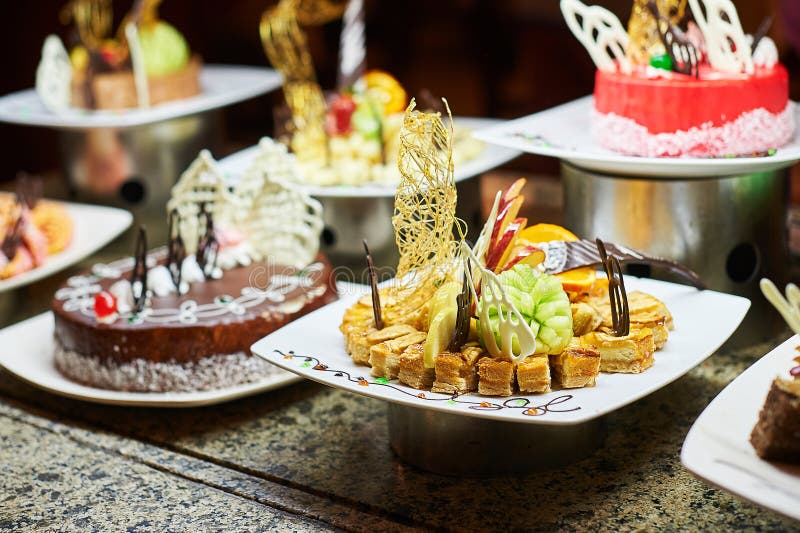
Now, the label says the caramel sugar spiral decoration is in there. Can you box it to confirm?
[60,0,113,49]
[627,0,686,64]
[260,0,340,163]
[385,98,457,328]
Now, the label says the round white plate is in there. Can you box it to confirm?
[0,313,302,407]
[252,278,750,425]
[473,96,800,178]
[0,201,131,293]
[681,335,800,521]
[217,117,521,198]
[0,65,282,130]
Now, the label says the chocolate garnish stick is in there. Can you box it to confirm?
[596,238,630,337]
[166,208,185,291]
[196,204,219,279]
[544,239,706,290]
[130,225,149,313]
[447,265,472,353]
[750,15,773,53]
[1,216,24,260]
[363,239,383,330]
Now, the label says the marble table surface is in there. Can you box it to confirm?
[1,228,799,531]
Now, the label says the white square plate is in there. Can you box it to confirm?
[252,278,749,425]
[0,201,132,293]
[472,96,800,178]
[681,335,800,520]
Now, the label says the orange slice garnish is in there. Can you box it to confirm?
[363,70,407,114]
[518,223,580,243]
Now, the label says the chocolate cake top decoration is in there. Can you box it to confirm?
[196,204,218,279]
[363,239,383,330]
[597,238,630,337]
[645,0,699,77]
[166,208,185,291]
[130,225,149,313]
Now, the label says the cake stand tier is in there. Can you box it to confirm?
[562,162,790,347]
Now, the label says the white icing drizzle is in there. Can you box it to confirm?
[560,0,630,74]
[35,35,72,112]
[57,258,326,326]
[125,22,150,108]
[687,0,753,73]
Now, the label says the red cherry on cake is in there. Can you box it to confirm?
[326,94,356,135]
[94,290,118,321]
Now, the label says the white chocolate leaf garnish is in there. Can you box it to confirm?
[752,35,778,69]
[560,0,630,73]
[35,35,72,112]
[125,22,150,108]
[688,0,753,73]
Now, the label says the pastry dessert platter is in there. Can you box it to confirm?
[37,0,200,112]
[252,98,749,472]
[256,0,488,190]
[0,175,130,293]
[681,279,800,520]
[0,1,281,129]
[0,141,335,405]
[472,0,800,177]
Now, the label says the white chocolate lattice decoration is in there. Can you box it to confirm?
[385,99,457,326]
[560,0,631,73]
[688,0,752,73]
[35,35,73,112]
[463,244,537,363]
[237,138,322,269]
[167,150,239,253]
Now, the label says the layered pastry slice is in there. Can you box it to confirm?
[549,338,601,389]
[431,344,485,394]
[750,356,800,463]
[583,327,656,374]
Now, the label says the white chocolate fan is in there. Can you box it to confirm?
[760,278,800,334]
[560,0,630,74]
[688,0,752,73]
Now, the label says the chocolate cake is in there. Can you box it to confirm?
[750,357,800,463]
[53,250,337,392]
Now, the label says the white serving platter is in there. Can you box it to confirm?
[681,335,800,521]
[0,65,282,130]
[252,277,749,425]
[0,201,131,293]
[472,96,800,178]
[217,117,521,198]
[0,312,302,408]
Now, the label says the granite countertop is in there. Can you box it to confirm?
[1,189,799,531]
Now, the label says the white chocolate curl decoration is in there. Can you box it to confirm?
[687,0,753,73]
[35,35,72,112]
[760,278,800,334]
[560,0,630,73]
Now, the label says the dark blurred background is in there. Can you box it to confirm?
[1,0,798,197]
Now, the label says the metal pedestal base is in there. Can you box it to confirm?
[321,177,482,274]
[562,162,791,347]
[387,403,606,476]
[59,111,221,246]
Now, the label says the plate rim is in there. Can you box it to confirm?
[217,116,521,198]
[252,279,751,426]
[680,334,800,520]
[0,201,132,293]
[0,64,282,130]
[472,95,800,178]
[0,312,302,408]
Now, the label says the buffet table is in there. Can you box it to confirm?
[1,251,797,531]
